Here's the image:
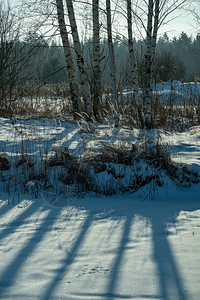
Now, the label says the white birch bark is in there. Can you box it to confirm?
[127,0,145,128]
[66,0,95,121]
[56,0,81,120]
[106,0,119,124]
[145,0,154,129]
[92,0,102,122]
[150,0,160,88]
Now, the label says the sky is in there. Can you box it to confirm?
[9,0,199,40]
[158,7,199,39]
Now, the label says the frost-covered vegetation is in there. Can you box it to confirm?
[1,0,200,198]
[1,2,200,299]
[0,116,200,201]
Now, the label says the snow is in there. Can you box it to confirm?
[120,81,200,105]
[154,81,200,105]
[0,117,200,299]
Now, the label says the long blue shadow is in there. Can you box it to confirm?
[104,200,196,299]
[151,215,188,300]
[0,208,60,297]
[72,291,160,299]
[0,201,12,220]
[42,212,93,300]
[0,201,40,242]
[106,215,133,299]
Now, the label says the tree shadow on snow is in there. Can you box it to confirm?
[0,202,60,298]
[149,205,189,300]
[41,212,93,300]
[68,197,199,300]
[109,200,199,299]
[0,194,199,300]
[0,200,40,244]
[0,201,15,221]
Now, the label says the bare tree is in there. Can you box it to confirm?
[106,0,119,125]
[0,2,25,116]
[56,0,81,120]
[66,0,95,121]
[132,0,188,129]
[144,0,154,129]
[188,1,200,33]
[127,0,145,128]
[92,0,103,122]
[150,0,159,88]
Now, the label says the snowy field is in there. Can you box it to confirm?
[0,117,200,299]
[120,81,200,107]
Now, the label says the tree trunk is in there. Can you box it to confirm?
[66,0,95,121]
[150,0,160,88]
[106,0,119,125]
[92,0,103,122]
[145,0,154,129]
[127,0,145,128]
[56,0,81,120]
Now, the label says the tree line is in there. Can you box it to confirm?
[1,0,199,128]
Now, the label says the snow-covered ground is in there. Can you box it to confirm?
[0,117,200,299]
[154,81,200,105]
[120,81,200,106]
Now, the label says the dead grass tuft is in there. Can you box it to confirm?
[0,153,10,170]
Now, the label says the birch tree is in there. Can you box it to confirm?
[144,0,188,129]
[92,0,103,122]
[150,0,187,87]
[106,0,119,124]
[127,0,145,128]
[150,0,159,88]
[144,0,154,129]
[66,0,95,121]
[124,0,188,129]
[56,0,81,120]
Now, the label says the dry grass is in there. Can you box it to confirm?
[0,153,10,170]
